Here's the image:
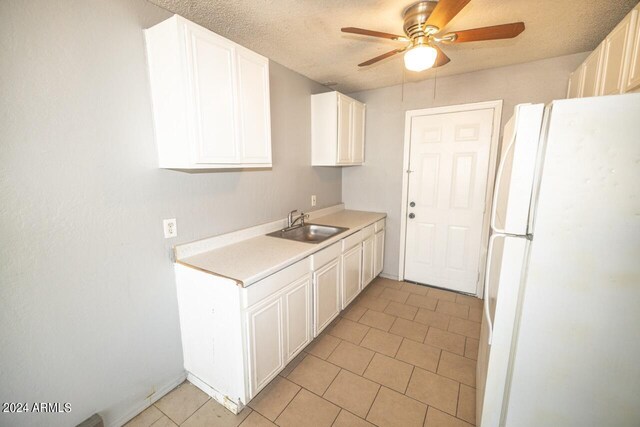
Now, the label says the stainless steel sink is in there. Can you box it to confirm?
[267,223,349,244]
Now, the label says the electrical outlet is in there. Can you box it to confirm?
[311,195,317,207]
[163,218,177,238]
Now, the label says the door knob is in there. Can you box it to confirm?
[409,201,415,207]
[409,213,415,219]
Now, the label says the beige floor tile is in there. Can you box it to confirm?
[384,301,418,320]
[427,288,458,302]
[436,300,469,319]
[405,294,438,310]
[375,277,404,290]
[455,294,483,308]
[414,308,450,330]
[379,287,411,303]
[280,351,306,377]
[342,304,367,322]
[328,318,370,345]
[468,306,482,323]
[150,416,177,427]
[457,384,476,425]
[366,387,427,427]
[363,353,413,393]
[239,411,276,427]
[327,340,375,375]
[125,405,163,427]
[359,309,397,331]
[323,370,380,418]
[465,338,479,361]
[360,328,403,357]
[389,318,429,342]
[448,317,481,339]
[275,389,340,427]
[287,354,340,395]
[364,283,385,297]
[406,368,459,415]
[437,351,476,387]
[355,295,390,312]
[395,339,441,373]
[424,407,473,427]
[333,410,375,427]
[154,382,209,425]
[181,400,251,427]
[400,282,430,296]
[248,376,300,421]
[425,327,466,356]
[306,334,341,360]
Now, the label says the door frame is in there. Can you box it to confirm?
[398,100,503,297]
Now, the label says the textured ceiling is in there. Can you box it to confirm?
[148,0,639,93]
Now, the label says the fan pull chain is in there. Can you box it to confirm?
[433,67,438,100]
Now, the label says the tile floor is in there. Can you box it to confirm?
[125,277,482,427]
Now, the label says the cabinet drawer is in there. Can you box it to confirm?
[342,229,364,252]
[310,242,341,270]
[374,219,386,232]
[361,224,375,239]
[243,258,310,308]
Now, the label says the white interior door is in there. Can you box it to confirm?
[404,108,494,293]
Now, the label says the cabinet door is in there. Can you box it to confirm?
[283,276,312,362]
[342,245,362,309]
[236,49,272,164]
[246,297,283,397]
[374,230,385,278]
[625,8,640,92]
[567,68,584,99]
[314,258,341,336]
[582,44,604,97]
[601,12,635,95]
[362,236,375,288]
[185,25,239,164]
[336,95,352,164]
[351,101,365,164]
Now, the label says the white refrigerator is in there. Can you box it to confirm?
[476,94,640,427]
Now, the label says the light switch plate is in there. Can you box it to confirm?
[311,195,317,207]
[163,218,177,238]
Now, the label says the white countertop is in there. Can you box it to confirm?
[177,209,386,286]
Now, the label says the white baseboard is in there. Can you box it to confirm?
[107,371,187,427]
[380,272,400,281]
[187,373,243,414]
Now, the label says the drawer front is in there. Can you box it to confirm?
[243,258,310,308]
[310,241,342,270]
[374,219,386,232]
[361,224,375,239]
[342,229,364,252]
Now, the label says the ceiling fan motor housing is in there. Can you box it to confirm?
[403,1,440,39]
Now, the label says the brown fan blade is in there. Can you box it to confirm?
[446,22,525,43]
[433,45,451,68]
[358,48,406,67]
[342,27,409,42]
[425,0,471,30]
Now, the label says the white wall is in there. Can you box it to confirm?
[0,1,339,426]
[343,52,588,280]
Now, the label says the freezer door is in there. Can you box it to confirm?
[490,104,545,236]
[477,235,528,427]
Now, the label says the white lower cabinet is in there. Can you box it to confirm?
[342,244,362,309]
[311,242,342,336]
[172,218,386,414]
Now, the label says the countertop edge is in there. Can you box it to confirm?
[176,211,386,287]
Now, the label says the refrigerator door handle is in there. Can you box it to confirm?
[483,234,500,345]
[490,132,517,234]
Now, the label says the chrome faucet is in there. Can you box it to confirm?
[287,210,309,228]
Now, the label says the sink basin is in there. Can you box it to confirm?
[267,223,349,244]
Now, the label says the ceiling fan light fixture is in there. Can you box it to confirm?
[403,44,438,72]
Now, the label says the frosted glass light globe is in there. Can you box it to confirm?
[404,45,438,72]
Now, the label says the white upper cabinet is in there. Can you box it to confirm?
[145,15,272,169]
[311,91,366,166]
[567,5,639,98]
[625,4,640,92]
